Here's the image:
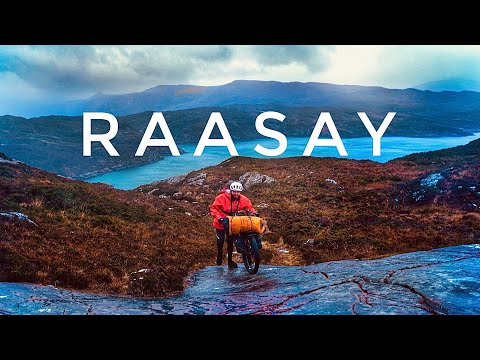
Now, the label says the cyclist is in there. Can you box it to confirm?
[209,181,260,268]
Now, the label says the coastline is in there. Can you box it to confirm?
[77,147,186,180]
[75,160,165,180]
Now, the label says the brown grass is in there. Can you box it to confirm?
[0,161,216,298]
[139,156,479,267]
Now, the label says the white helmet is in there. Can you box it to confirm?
[229,181,243,192]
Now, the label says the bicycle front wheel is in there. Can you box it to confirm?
[243,235,260,274]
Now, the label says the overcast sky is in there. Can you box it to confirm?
[1,45,480,116]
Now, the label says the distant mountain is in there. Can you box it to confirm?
[37,80,480,117]
[414,78,480,92]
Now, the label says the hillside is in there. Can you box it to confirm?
[390,138,480,212]
[0,115,184,179]
[1,138,479,297]
[46,80,480,117]
[393,136,480,169]
[0,152,214,297]
[137,151,479,267]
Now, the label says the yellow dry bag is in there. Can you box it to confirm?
[226,216,266,236]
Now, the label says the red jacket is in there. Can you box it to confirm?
[209,191,257,230]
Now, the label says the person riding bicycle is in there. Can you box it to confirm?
[209,181,261,269]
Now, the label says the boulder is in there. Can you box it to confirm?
[238,172,276,189]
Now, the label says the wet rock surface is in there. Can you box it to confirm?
[1,244,479,315]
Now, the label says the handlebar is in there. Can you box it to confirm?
[237,210,259,217]
[219,211,260,224]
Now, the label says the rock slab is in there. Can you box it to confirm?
[0,244,479,315]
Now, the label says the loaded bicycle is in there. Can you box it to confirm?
[220,211,265,274]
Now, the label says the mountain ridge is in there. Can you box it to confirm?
[24,79,480,117]
[415,78,480,92]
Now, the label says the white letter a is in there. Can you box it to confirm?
[194,112,238,156]
[303,112,347,156]
[136,112,180,156]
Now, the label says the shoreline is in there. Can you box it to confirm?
[75,157,167,180]
[76,148,187,180]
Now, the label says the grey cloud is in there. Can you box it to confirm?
[0,45,334,100]
[178,45,233,61]
[372,46,480,88]
[127,46,233,86]
[250,45,335,72]
[5,46,104,94]
[0,45,235,97]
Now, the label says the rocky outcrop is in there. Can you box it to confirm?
[161,174,187,184]
[420,173,444,187]
[158,172,206,188]
[0,212,38,227]
[0,158,20,165]
[238,172,276,189]
[0,152,20,164]
[185,173,207,186]
[407,167,479,211]
[1,244,479,314]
